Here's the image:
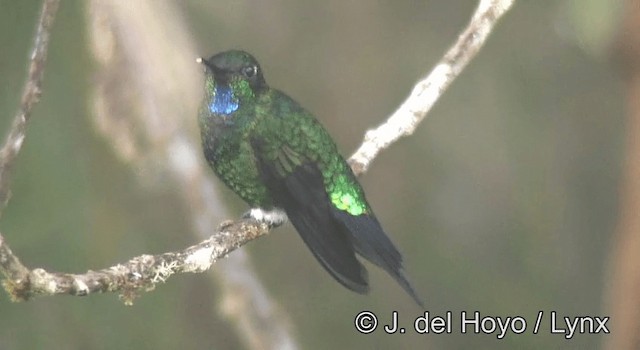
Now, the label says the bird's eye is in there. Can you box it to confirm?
[241,65,257,78]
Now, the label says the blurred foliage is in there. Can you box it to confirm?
[0,0,624,349]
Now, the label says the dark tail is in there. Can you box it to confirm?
[332,209,424,308]
[286,202,370,294]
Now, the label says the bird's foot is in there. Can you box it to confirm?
[242,208,288,228]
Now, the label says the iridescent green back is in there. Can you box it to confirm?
[250,89,370,216]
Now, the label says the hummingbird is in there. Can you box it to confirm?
[197,50,422,306]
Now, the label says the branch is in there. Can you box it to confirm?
[604,1,640,348]
[1,220,268,303]
[349,0,515,174]
[1,0,514,308]
[0,0,60,217]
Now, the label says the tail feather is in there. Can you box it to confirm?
[333,209,424,307]
[286,198,370,294]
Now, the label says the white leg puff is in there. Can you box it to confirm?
[244,208,288,227]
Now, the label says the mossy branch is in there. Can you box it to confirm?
[1,220,267,303]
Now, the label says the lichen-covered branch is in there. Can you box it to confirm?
[0,220,268,303]
[348,0,515,174]
[0,0,60,217]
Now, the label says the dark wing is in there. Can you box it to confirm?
[333,208,424,307]
[251,141,369,294]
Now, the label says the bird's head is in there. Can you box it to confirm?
[198,50,266,100]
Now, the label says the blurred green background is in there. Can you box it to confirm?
[0,0,624,349]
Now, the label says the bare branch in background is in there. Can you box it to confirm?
[0,0,60,217]
[0,0,514,348]
[86,1,297,349]
[605,0,640,348]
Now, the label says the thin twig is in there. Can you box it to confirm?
[0,0,514,310]
[0,0,60,217]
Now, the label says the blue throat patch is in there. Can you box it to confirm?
[209,85,239,115]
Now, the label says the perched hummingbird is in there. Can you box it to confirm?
[197,50,422,306]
